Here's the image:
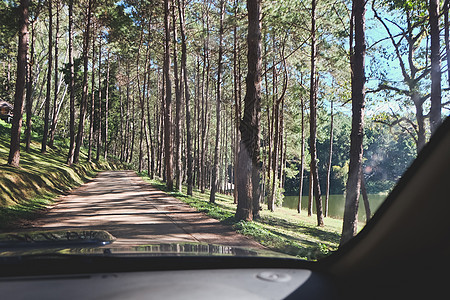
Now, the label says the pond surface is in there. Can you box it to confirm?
[283,194,387,222]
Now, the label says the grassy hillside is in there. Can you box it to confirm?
[0,120,123,229]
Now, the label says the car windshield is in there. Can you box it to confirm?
[0,0,449,262]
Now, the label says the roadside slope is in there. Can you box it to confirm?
[0,121,123,229]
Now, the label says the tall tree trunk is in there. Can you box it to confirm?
[200,4,211,194]
[25,18,36,153]
[119,84,124,161]
[360,175,371,223]
[236,0,262,221]
[137,32,144,172]
[73,0,93,164]
[49,0,60,148]
[233,0,241,204]
[298,94,305,214]
[429,0,441,133]
[445,0,450,88]
[412,93,426,153]
[341,0,366,245]
[146,77,155,179]
[66,0,75,165]
[309,0,324,227]
[269,66,280,212]
[129,93,136,163]
[104,51,110,160]
[96,39,102,162]
[88,31,96,162]
[178,0,193,195]
[195,58,201,189]
[41,0,52,154]
[210,0,225,203]
[8,0,29,167]
[325,98,334,217]
[124,64,130,162]
[172,5,182,192]
[308,168,313,216]
[164,0,174,190]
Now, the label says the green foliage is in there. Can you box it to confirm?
[0,2,18,59]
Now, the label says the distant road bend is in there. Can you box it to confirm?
[27,171,262,249]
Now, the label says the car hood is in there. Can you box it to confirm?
[0,229,290,258]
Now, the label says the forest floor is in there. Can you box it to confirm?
[140,174,366,260]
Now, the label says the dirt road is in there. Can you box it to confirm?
[25,171,262,249]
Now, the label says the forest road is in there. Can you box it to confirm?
[25,170,263,249]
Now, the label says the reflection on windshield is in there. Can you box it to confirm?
[0,0,449,261]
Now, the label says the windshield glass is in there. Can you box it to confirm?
[0,0,449,262]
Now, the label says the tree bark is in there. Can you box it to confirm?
[25,17,36,153]
[96,37,102,162]
[236,0,262,221]
[309,0,324,227]
[297,93,305,214]
[164,0,174,190]
[8,0,29,167]
[233,0,241,204]
[66,0,75,165]
[308,168,313,216]
[172,4,182,192]
[41,0,52,154]
[325,99,334,217]
[49,0,60,148]
[73,0,93,164]
[360,175,371,223]
[178,0,193,195]
[269,65,279,212]
[137,31,144,172]
[88,31,96,162]
[210,0,225,203]
[429,0,441,134]
[341,0,366,246]
[445,0,450,89]
[104,51,110,160]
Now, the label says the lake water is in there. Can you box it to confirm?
[283,194,387,222]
